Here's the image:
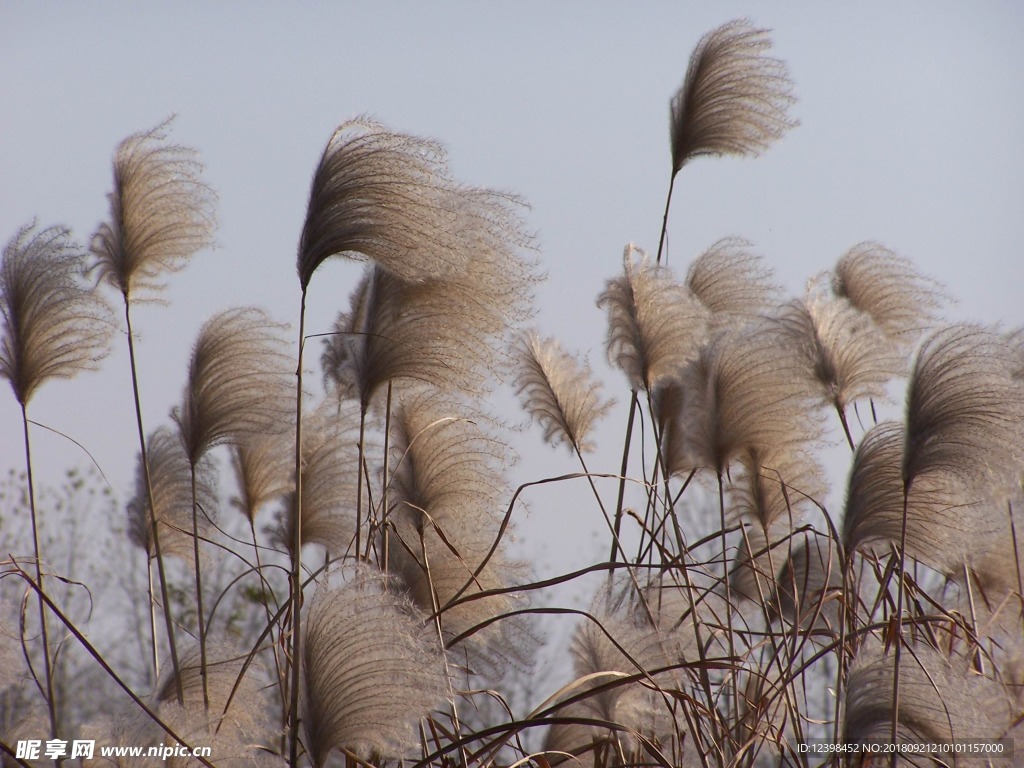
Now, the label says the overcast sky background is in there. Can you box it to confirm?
[3,3,1023,682]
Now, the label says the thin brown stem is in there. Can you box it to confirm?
[124,300,183,703]
[288,287,307,768]
[19,405,58,744]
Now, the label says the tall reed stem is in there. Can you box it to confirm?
[20,405,58,741]
[190,466,209,710]
[124,301,183,703]
[288,287,307,768]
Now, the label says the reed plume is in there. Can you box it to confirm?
[90,118,215,698]
[1,222,114,739]
[297,118,528,287]
[302,568,448,766]
[513,331,613,453]
[173,307,292,463]
[273,405,361,558]
[155,643,270,746]
[598,246,707,392]
[90,118,215,299]
[292,118,533,762]
[386,393,527,677]
[126,428,216,564]
[1,223,113,405]
[685,238,780,328]
[545,587,702,767]
[831,243,944,354]
[842,421,986,577]
[844,642,1011,754]
[322,238,534,408]
[679,325,819,478]
[670,19,795,174]
[776,283,904,447]
[727,448,826,533]
[903,324,1024,494]
[229,431,294,527]
[171,306,291,709]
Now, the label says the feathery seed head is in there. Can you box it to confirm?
[903,324,1024,492]
[1,223,114,405]
[302,567,448,765]
[681,324,821,478]
[172,306,293,464]
[776,284,904,412]
[513,330,614,453]
[685,238,781,327]
[831,243,945,351]
[272,403,361,557]
[90,118,215,300]
[598,245,708,392]
[126,427,217,563]
[298,118,533,289]
[670,19,796,174]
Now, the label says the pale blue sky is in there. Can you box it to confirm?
[2,4,1023,617]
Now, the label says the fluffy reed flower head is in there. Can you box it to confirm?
[598,245,708,392]
[273,403,361,557]
[685,238,780,327]
[680,324,820,478]
[172,307,293,465]
[90,118,215,300]
[386,392,530,677]
[513,330,614,453]
[831,243,944,352]
[902,324,1024,493]
[126,427,216,563]
[776,283,904,412]
[844,642,1011,751]
[302,568,448,765]
[1,223,114,405]
[297,118,530,288]
[669,19,796,174]
[322,222,536,407]
[229,429,294,526]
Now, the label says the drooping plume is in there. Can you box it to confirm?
[844,642,1011,752]
[727,447,826,532]
[229,430,294,526]
[386,392,528,676]
[322,230,535,407]
[302,568,448,765]
[678,325,819,478]
[513,331,614,453]
[1,223,114,405]
[669,19,796,174]
[831,243,944,353]
[297,118,529,288]
[775,283,904,415]
[172,307,293,464]
[90,118,215,299]
[840,420,1003,585]
[126,428,217,563]
[902,324,1024,494]
[155,643,271,745]
[598,245,708,392]
[685,238,780,328]
[273,404,361,557]
[545,589,692,767]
